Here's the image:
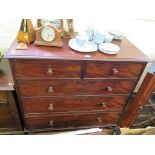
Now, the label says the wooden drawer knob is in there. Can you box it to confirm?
[48,104,54,111]
[49,121,54,127]
[112,68,119,75]
[48,87,54,93]
[101,102,107,107]
[106,86,113,92]
[47,68,53,76]
[97,118,102,122]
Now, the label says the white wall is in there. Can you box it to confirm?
[0,19,21,48]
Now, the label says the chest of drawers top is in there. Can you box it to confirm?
[6,38,149,62]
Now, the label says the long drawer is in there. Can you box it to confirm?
[13,60,82,78]
[25,112,121,129]
[85,62,144,78]
[22,96,128,114]
[18,79,136,97]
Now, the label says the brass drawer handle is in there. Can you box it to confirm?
[97,118,102,122]
[101,102,107,107]
[106,86,113,92]
[47,68,53,76]
[48,104,54,111]
[48,87,54,93]
[112,68,119,75]
[49,121,54,127]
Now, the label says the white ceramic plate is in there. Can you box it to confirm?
[99,43,120,55]
[109,30,124,40]
[68,38,98,52]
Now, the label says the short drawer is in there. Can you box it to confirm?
[13,60,82,78]
[22,96,128,114]
[25,112,120,129]
[18,79,136,97]
[0,92,8,102]
[85,62,144,78]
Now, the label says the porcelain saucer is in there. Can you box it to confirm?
[109,30,124,40]
[99,43,120,55]
[68,38,98,52]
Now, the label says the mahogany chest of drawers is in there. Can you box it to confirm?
[6,38,149,133]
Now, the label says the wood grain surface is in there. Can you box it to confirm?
[22,95,128,114]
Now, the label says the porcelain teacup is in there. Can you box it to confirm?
[93,31,105,45]
[76,34,88,47]
[104,33,113,43]
[85,27,95,41]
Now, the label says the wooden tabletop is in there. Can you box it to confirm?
[5,38,150,62]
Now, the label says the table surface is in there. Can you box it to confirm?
[5,38,149,62]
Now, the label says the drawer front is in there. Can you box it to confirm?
[85,62,144,78]
[18,79,136,97]
[0,92,8,102]
[22,96,128,114]
[0,101,15,128]
[14,60,82,78]
[22,97,77,114]
[25,112,120,129]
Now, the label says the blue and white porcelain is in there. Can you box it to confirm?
[76,35,88,47]
[104,33,114,43]
[69,38,98,53]
[92,31,105,45]
[85,27,95,41]
[75,31,89,47]
[109,30,124,40]
[98,43,120,54]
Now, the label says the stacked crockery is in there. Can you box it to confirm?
[109,29,124,40]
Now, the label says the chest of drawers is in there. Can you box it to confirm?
[6,38,149,133]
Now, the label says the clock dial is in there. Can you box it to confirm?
[41,27,56,42]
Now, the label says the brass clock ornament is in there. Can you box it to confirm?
[37,19,63,32]
[34,23,63,47]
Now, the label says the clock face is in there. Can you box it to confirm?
[41,19,61,29]
[41,27,56,42]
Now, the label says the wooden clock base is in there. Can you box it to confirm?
[34,40,63,47]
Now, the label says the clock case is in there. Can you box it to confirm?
[34,24,63,47]
[37,19,63,32]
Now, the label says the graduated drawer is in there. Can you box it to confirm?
[18,79,136,97]
[22,96,128,114]
[13,60,82,78]
[25,112,120,129]
[85,62,144,78]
